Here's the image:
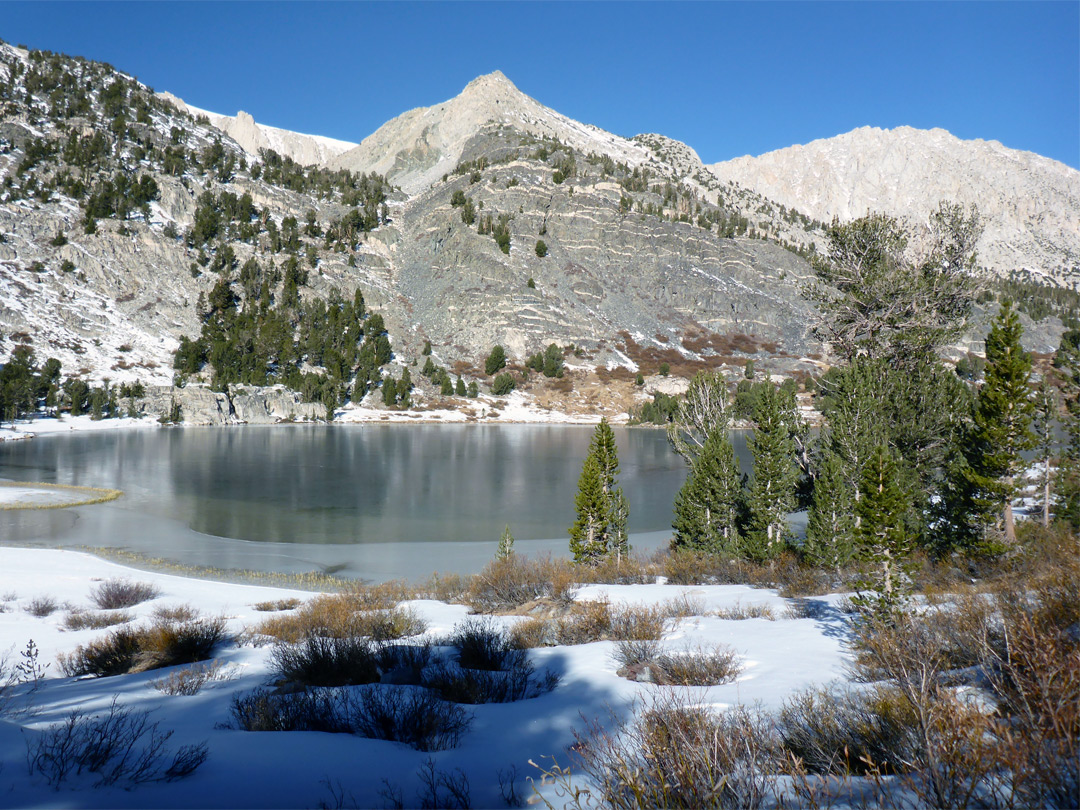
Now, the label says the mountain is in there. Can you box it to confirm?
[158,93,357,168]
[330,71,651,195]
[709,126,1080,282]
[0,40,1071,425]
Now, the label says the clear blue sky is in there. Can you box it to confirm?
[3,1,1077,168]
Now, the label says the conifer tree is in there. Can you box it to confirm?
[959,301,1036,546]
[853,444,913,616]
[803,453,856,571]
[1053,329,1080,529]
[569,418,629,564]
[671,426,742,554]
[667,370,730,464]
[742,379,799,561]
[496,525,515,560]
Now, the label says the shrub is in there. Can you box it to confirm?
[58,615,229,677]
[449,617,526,671]
[152,660,234,696]
[26,698,207,787]
[713,602,776,621]
[152,603,199,623]
[251,596,423,643]
[492,372,516,396]
[253,598,301,612]
[63,610,133,631]
[466,554,576,613]
[349,686,470,751]
[228,687,348,733]
[271,636,381,687]
[89,579,161,610]
[614,642,742,686]
[25,596,60,617]
[423,661,558,704]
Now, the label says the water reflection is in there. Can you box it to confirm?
[0,425,760,580]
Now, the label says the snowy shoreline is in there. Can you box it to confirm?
[0,546,851,809]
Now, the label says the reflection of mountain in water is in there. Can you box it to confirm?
[0,426,752,547]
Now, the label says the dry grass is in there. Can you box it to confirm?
[252,598,301,612]
[508,598,671,648]
[250,595,426,644]
[58,613,230,677]
[614,641,743,686]
[63,610,133,631]
[152,660,234,696]
[89,579,161,610]
[712,601,777,621]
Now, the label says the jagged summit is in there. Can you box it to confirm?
[330,70,650,194]
[709,125,1080,279]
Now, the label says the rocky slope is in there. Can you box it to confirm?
[709,126,1080,282]
[158,92,357,168]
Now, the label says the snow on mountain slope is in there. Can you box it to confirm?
[709,126,1080,280]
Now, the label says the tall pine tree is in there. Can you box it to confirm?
[743,379,799,561]
[804,453,856,572]
[958,301,1036,547]
[854,444,913,616]
[569,418,629,563]
[671,426,742,554]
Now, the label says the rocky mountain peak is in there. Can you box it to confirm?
[709,125,1080,281]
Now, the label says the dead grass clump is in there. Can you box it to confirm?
[25,596,60,617]
[614,641,742,686]
[466,554,576,613]
[538,694,777,809]
[713,601,776,621]
[420,572,471,604]
[508,599,668,648]
[89,579,161,610]
[253,598,302,612]
[251,597,424,643]
[578,553,658,585]
[152,604,199,624]
[63,610,133,631]
[58,615,230,677]
[341,579,418,610]
[152,660,234,696]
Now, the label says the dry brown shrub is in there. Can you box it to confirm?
[713,601,776,621]
[63,610,133,631]
[341,579,418,610]
[421,572,471,604]
[252,598,301,612]
[252,597,424,643]
[152,604,199,623]
[466,554,575,614]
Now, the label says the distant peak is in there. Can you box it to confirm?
[462,70,518,94]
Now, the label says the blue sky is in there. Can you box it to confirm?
[3,2,1077,168]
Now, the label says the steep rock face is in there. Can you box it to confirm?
[331,72,651,194]
[159,93,357,166]
[709,126,1080,280]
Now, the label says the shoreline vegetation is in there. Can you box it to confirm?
[0,480,122,511]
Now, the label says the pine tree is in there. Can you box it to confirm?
[1053,328,1080,530]
[671,426,742,554]
[1033,378,1056,527]
[853,444,913,616]
[496,525,515,560]
[959,301,1036,546]
[569,418,629,564]
[455,376,466,397]
[803,453,856,571]
[742,379,798,561]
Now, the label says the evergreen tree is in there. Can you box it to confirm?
[853,444,913,616]
[1033,378,1056,527]
[1055,330,1080,530]
[485,345,506,376]
[958,301,1036,546]
[803,453,856,571]
[671,426,742,554]
[455,376,466,397]
[496,525,515,560]
[742,379,798,561]
[569,418,629,564]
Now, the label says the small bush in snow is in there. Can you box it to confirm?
[152,660,234,696]
[614,642,742,686]
[449,617,526,671]
[228,688,349,733]
[252,598,301,612]
[466,553,576,613]
[63,610,133,631]
[25,595,59,617]
[151,603,199,623]
[89,579,161,610]
[271,636,381,687]
[712,601,776,621]
[26,697,207,787]
[349,686,470,751]
[58,614,229,677]
[252,596,424,643]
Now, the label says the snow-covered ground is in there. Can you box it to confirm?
[0,414,159,442]
[0,548,852,809]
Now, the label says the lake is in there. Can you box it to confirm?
[0,425,758,582]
